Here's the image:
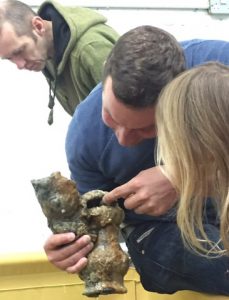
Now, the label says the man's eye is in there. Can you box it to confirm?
[141,126,155,133]
[13,50,23,56]
[13,46,26,57]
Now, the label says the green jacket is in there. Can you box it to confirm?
[38,1,119,120]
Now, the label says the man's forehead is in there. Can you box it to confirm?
[1,21,16,34]
[0,22,17,43]
[0,22,22,58]
[102,94,156,130]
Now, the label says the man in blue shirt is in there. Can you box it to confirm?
[44,26,229,295]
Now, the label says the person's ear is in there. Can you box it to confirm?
[31,16,45,36]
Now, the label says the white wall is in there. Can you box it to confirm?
[0,61,71,254]
[1,2,229,254]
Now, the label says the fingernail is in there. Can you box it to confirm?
[101,196,112,206]
[68,232,75,240]
[102,195,107,203]
[89,242,94,248]
[83,235,91,243]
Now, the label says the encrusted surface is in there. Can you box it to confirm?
[31,172,129,297]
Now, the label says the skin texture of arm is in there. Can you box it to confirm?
[103,166,178,216]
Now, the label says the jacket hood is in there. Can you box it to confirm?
[38,0,108,74]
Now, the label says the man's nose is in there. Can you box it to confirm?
[11,58,26,70]
[115,126,131,145]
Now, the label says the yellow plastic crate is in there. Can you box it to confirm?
[0,252,228,300]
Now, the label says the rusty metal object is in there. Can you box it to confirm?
[31,172,129,297]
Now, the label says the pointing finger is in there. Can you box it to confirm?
[103,183,133,203]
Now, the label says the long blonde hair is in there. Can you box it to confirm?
[156,62,229,255]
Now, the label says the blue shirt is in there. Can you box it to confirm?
[66,39,229,223]
[180,39,229,68]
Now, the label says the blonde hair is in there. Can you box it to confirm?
[156,62,229,256]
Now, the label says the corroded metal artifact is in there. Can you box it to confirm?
[31,172,129,297]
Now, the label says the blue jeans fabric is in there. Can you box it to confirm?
[122,221,229,295]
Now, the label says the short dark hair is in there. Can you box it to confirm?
[0,0,36,37]
[103,25,186,108]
